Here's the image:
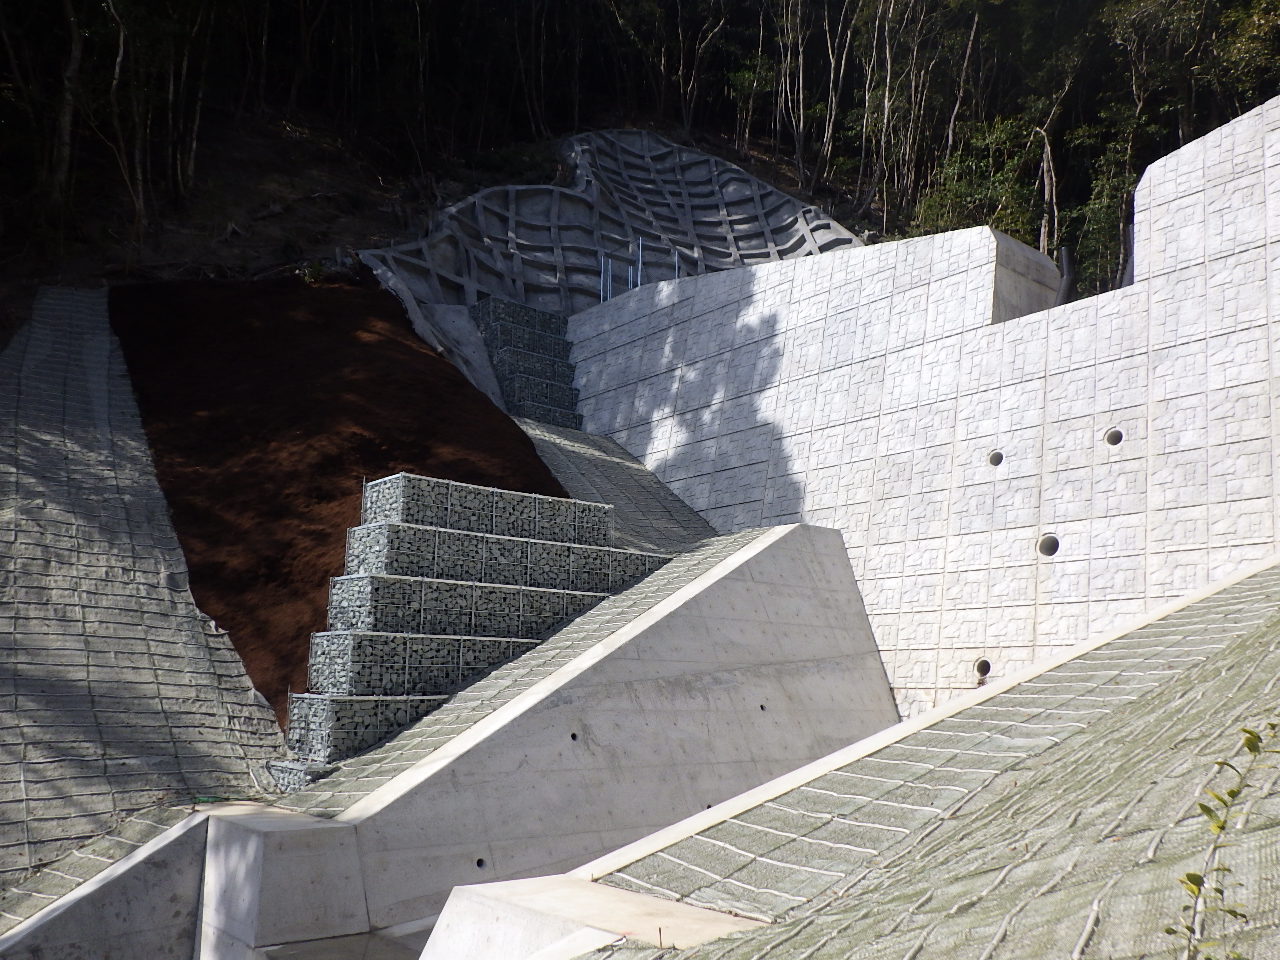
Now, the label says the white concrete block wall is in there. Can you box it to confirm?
[570,96,1280,717]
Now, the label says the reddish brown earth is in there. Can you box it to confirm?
[110,276,567,725]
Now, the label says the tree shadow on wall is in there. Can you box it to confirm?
[620,267,805,533]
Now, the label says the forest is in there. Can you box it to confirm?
[1,0,1277,293]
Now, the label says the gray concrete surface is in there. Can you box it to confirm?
[0,287,283,884]
[508,557,1280,959]
[359,130,859,319]
[517,419,716,555]
[0,809,209,960]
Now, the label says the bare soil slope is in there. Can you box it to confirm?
[110,277,567,725]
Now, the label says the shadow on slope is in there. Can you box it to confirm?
[109,276,568,726]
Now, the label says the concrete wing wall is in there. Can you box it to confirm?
[569,95,1280,717]
[337,523,896,929]
[0,812,209,960]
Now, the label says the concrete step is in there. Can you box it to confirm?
[362,473,612,546]
[308,631,538,696]
[327,574,609,637]
[482,320,573,361]
[510,401,582,430]
[503,372,579,412]
[492,346,575,387]
[344,522,670,592]
[287,693,447,764]
[471,297,567,338]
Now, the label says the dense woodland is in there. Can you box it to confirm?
[2,0,1278,292]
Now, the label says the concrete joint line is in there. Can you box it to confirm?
[336,525,796,822]
[570,547,1280,881]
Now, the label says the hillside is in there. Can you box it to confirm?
[109,275,567,724]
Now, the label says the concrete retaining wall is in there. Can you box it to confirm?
[569,96,1280,715]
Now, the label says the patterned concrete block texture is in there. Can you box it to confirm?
[430,555,1280,960]
[359,130,859,320]
[0,288,283,883]
[570,94,1280,717]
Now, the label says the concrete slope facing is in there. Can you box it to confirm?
[225,522,899,948]
[0,288,283,884]
[427,553,1280,959]
[359,130,859,320]
[517,418,717,555]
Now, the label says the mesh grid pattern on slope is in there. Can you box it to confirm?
[571,131,854,267]
[587,563,1280,960]
[0,288,282,884]
[0,804,189,935]
[517,418,716,555]
[280,528,765,817]
[598,562,1280,927]
[359,130,857,317]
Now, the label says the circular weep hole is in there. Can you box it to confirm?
[1037,534,1060,557]
[570,732,578,742]
[759,704,767,711]
[1104,428,1124,446]
[475,858,486,869]
[988,450,1004,467]
[975,658,992,687]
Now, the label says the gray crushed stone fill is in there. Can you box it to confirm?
[0,287,283,886]
[517,418,716,555]
[586,561,1280,959]
[280,527,765,817]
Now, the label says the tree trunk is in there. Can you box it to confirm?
[52,0,84,208]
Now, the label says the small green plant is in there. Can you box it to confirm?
[1166,723,1279,960]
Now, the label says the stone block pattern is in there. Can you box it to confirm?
[286,695,447,764]
[0,288,283,883]
[570,97,1280,718]
[471,298,583,429]
[308,633,538,697]
[359,129,860,319]
[343,523,667,592]
[361,473,612,545]
[590,560,1280,960]
[286,473,673,769]
[326,575,608,637]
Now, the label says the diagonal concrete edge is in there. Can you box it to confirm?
[565,547,1280,884]
[0,811,210,959]
[335,524,798,822]
[422,875,764,960]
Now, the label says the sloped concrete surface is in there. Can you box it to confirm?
[0,807,208,960]
[278,529,772,818]
[571,559,1280,958]
[0,287,283,883]
[277,524,897,929]
[360,130,859,320]
[517,419,716,555]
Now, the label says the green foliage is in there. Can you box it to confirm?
[910,118,1040,246]
[1167,722,1280,960]
[1,0,1277,280]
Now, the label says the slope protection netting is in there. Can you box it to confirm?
[360,130,859,318]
